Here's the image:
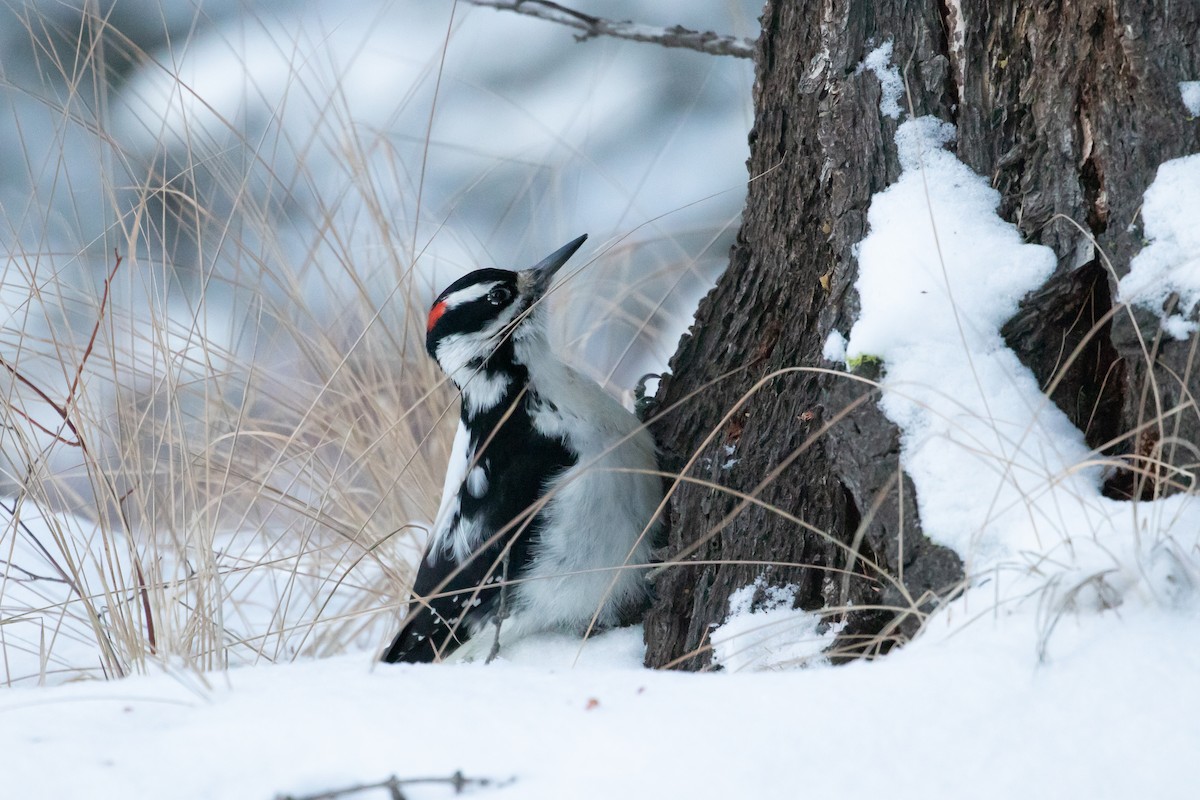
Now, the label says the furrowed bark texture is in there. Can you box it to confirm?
[644,0,1200,670]
[956,1,1200,498]
[643,1,966,670]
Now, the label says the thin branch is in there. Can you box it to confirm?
[0,357,85,448]
[66,251,122,409]
[465,0,756,59]
[0,250,123,453]
[0,558,67,583]
[275,772,512,800]
[1,496,83,597]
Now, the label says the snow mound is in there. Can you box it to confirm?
[847,115,1200,614]
[710,576,843,671]
[1117,153,1200,340]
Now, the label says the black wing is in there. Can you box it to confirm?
[380,520,509,663]
[382,394,576,663]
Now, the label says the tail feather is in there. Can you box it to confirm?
[381,602,467,663]
[380,546,505,663]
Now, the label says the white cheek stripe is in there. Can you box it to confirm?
[442,281,499,309]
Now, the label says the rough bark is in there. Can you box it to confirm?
[644,0,1200,669]
[954,0,1200,498]
[644,1,966,670]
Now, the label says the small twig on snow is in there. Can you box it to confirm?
[275,771,512,800]
[464,0,755,59]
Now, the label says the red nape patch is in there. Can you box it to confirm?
[426,301,447,332]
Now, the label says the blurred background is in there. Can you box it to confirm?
[0,0,758,683]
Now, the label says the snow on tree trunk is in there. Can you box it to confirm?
[643,0,1200,670]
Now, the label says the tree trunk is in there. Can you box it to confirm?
[644,0,1200,670]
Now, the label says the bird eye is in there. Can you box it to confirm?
[487,286,513,306]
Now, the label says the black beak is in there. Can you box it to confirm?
[521,234,587,298]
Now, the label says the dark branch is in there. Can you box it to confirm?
[464,0,755,59]
[0,250,123,453]
[275,772,512,800]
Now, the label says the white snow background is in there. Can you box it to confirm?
[2,13,1199,800]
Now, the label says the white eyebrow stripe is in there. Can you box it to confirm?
[441,282,499,309]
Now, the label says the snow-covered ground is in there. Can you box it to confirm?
[2,15,1199,800]
[2,617,1197,800]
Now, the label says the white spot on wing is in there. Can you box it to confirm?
[467,464,488,498]
[443,515,483,564]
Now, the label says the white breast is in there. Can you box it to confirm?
[516,347,661,630]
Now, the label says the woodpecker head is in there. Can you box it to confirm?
[425,235,587,390]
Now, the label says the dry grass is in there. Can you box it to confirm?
[0,5,468,684]
[0,2,744,684]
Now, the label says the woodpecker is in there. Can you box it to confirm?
[382,234,663,663]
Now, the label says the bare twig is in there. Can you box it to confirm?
[66,251,122,409]
[0,558,66,583]
[1,496,80,593]
[134,559,157,654]
[465,0,755,59]
[0,358,85,448]
[275,772,512,800]
[0,250,123,453]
